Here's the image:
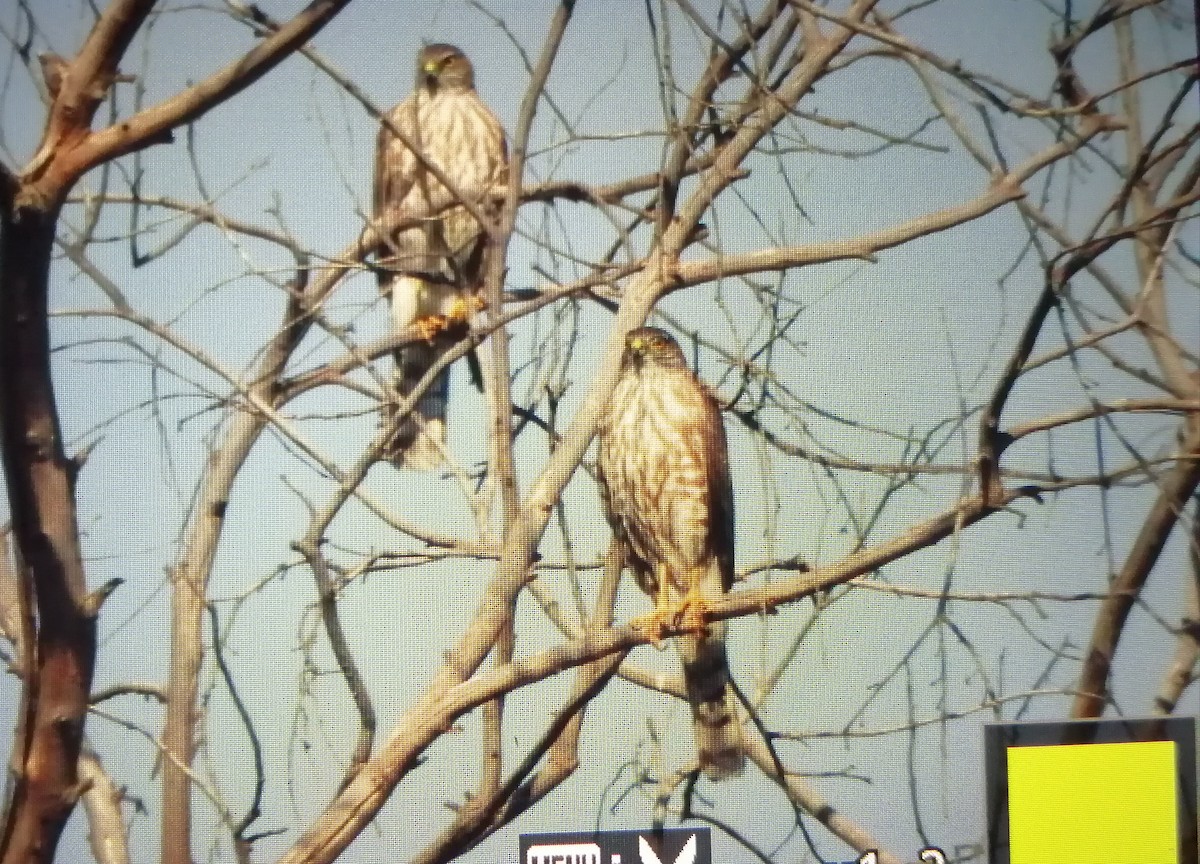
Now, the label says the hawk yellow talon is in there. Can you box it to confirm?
[631,564,712,645]
[631,563,673,647]
[415,314,449,341]
[677,599,711,636]
[446,297,470,323]
[630,610,669,648]
[677,571,713,636]
[456,293,487,319]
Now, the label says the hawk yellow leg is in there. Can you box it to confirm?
[631,564,712,646]
[675,569,713,637]
[631,563,674,647]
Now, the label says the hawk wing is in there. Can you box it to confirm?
[671,371,743,780]
[374,98,443,279]
[700,379,734,592]
[373,91,508,283]
[374,100,417,224]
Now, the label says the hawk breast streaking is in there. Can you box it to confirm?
[374,43,508,469]
[597,327,745,779]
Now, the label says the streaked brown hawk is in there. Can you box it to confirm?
[373,43,508,469]
[597,326,745,779]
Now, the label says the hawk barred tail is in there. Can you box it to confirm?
[373,43,508,468]
[680,597,745,779]
[597,327,746,780]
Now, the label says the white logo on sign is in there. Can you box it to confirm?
[637,834,697,864]
[526,842,601,864]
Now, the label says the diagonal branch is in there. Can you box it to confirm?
[24,0,355,206]
[24,0,156,186]
[1072,423,1200,717]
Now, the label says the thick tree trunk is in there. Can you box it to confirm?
[0,183,98,864]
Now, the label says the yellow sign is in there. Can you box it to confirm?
[1007,740,1178,864]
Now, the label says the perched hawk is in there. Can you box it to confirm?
[373,43,508,468]
[597,327,745,779]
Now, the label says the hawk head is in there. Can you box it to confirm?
[622,326,688,373]
[416,43,475,91]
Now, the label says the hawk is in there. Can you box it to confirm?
[596,327,745,779]
[373,43,508,469]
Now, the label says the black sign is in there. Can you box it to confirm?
[520,828,711,864]
[983,715,1197,864]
